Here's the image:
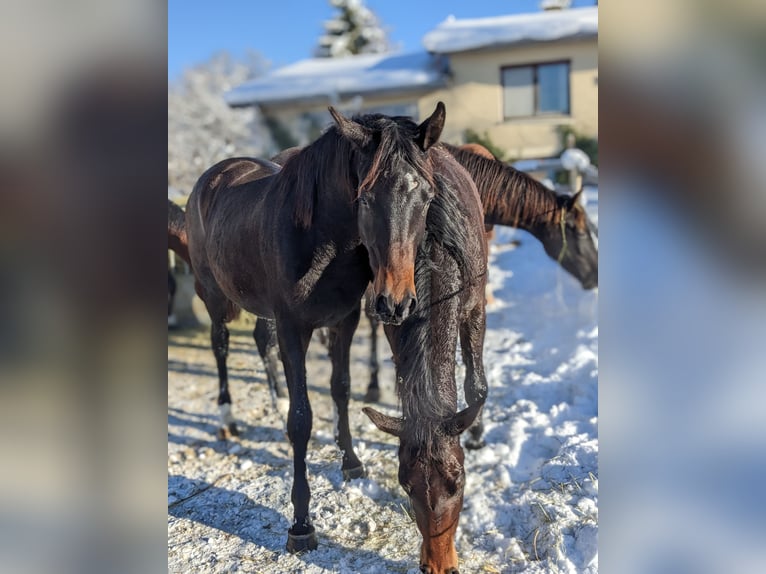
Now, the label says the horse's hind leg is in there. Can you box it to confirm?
[328,304,365,479]
[460,305,489,449]
[364,310,381,403]
[199,288,239,440]
[210,318,239,440]
[254,317,284,399]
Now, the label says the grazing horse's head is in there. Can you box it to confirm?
[537,190,599,290]
[329,102,447,325]
[363,402,483,574]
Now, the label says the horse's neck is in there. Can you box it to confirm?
[446,144,560,236]
[398,245,460,428]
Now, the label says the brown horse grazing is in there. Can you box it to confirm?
[186,104,487,564]
[325,104,488,573]
[445,142,598,289]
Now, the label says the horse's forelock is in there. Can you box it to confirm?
[358,120,435,194]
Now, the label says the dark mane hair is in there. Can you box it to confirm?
[443,142,565,227]
[394,156,485,459]
[274,128,357,229]
[353,114,435,193]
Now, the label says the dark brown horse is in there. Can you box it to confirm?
[325,105,488,573]
[185,104,486,568]
[446,143,598,289]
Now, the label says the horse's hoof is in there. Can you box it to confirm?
[216,427,228,441]
[464,437,485,450]
[286,526,318,553]
[363,387,380,403]
[342,464,366,481]
[227,422,240,437]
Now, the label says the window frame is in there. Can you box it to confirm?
[500,60,571,120]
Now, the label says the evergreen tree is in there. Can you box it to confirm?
[315,0,390,58]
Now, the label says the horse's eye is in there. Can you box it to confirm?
[410,179,419,190]
[358,196,369,207]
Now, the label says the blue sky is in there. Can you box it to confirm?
[168,0,595,81]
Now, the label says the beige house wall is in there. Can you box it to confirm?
[258,40,597,159]
[418,39,597,159]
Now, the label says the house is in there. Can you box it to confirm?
[225,4,597,160]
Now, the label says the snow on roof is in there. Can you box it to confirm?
[225,51,447,108]
[422,6,598,54]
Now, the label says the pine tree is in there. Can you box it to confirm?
[315,0,390,58]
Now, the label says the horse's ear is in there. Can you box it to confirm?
[441,401,483,437]
[329,106,370,148]
[417,101,446,151]
[569,187,584,209]
[363,407,403,438]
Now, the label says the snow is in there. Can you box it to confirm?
[224,52,446,107]
[168,187,599,572]
[423,7,598,54]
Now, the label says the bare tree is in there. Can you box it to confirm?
[168,51,273,195]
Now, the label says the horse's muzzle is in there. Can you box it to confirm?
[373,291,417,325]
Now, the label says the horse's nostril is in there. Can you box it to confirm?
[375,294,389,316]
[448,569,460,574]
[419,566,430,574]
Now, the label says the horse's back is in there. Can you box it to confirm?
[190,157,280,224]
[184,157,282,314]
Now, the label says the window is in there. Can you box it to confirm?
[501,61,570,118]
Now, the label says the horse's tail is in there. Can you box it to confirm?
[168,199,191,265]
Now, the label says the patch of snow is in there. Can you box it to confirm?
[225,51,446,107]
[423,7,598,54]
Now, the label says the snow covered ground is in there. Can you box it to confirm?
[168,189,599,573]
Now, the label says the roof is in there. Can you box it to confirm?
[225,51,447,108]
[422,6,598,54]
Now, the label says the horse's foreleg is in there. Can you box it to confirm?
[329,305,365,479]
[276,318,317,553]
[254,317,284,400]
[364,310,381,403]
[460,306,489,450]
[210,319,237,440]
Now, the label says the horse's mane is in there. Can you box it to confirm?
[395,153,485,459]
[274,129,357,229]
[354,114,435,193]
[444,143,563,228]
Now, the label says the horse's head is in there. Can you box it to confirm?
[537,189,598,289]
[329,103,446,325]
[363,402,482,574]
